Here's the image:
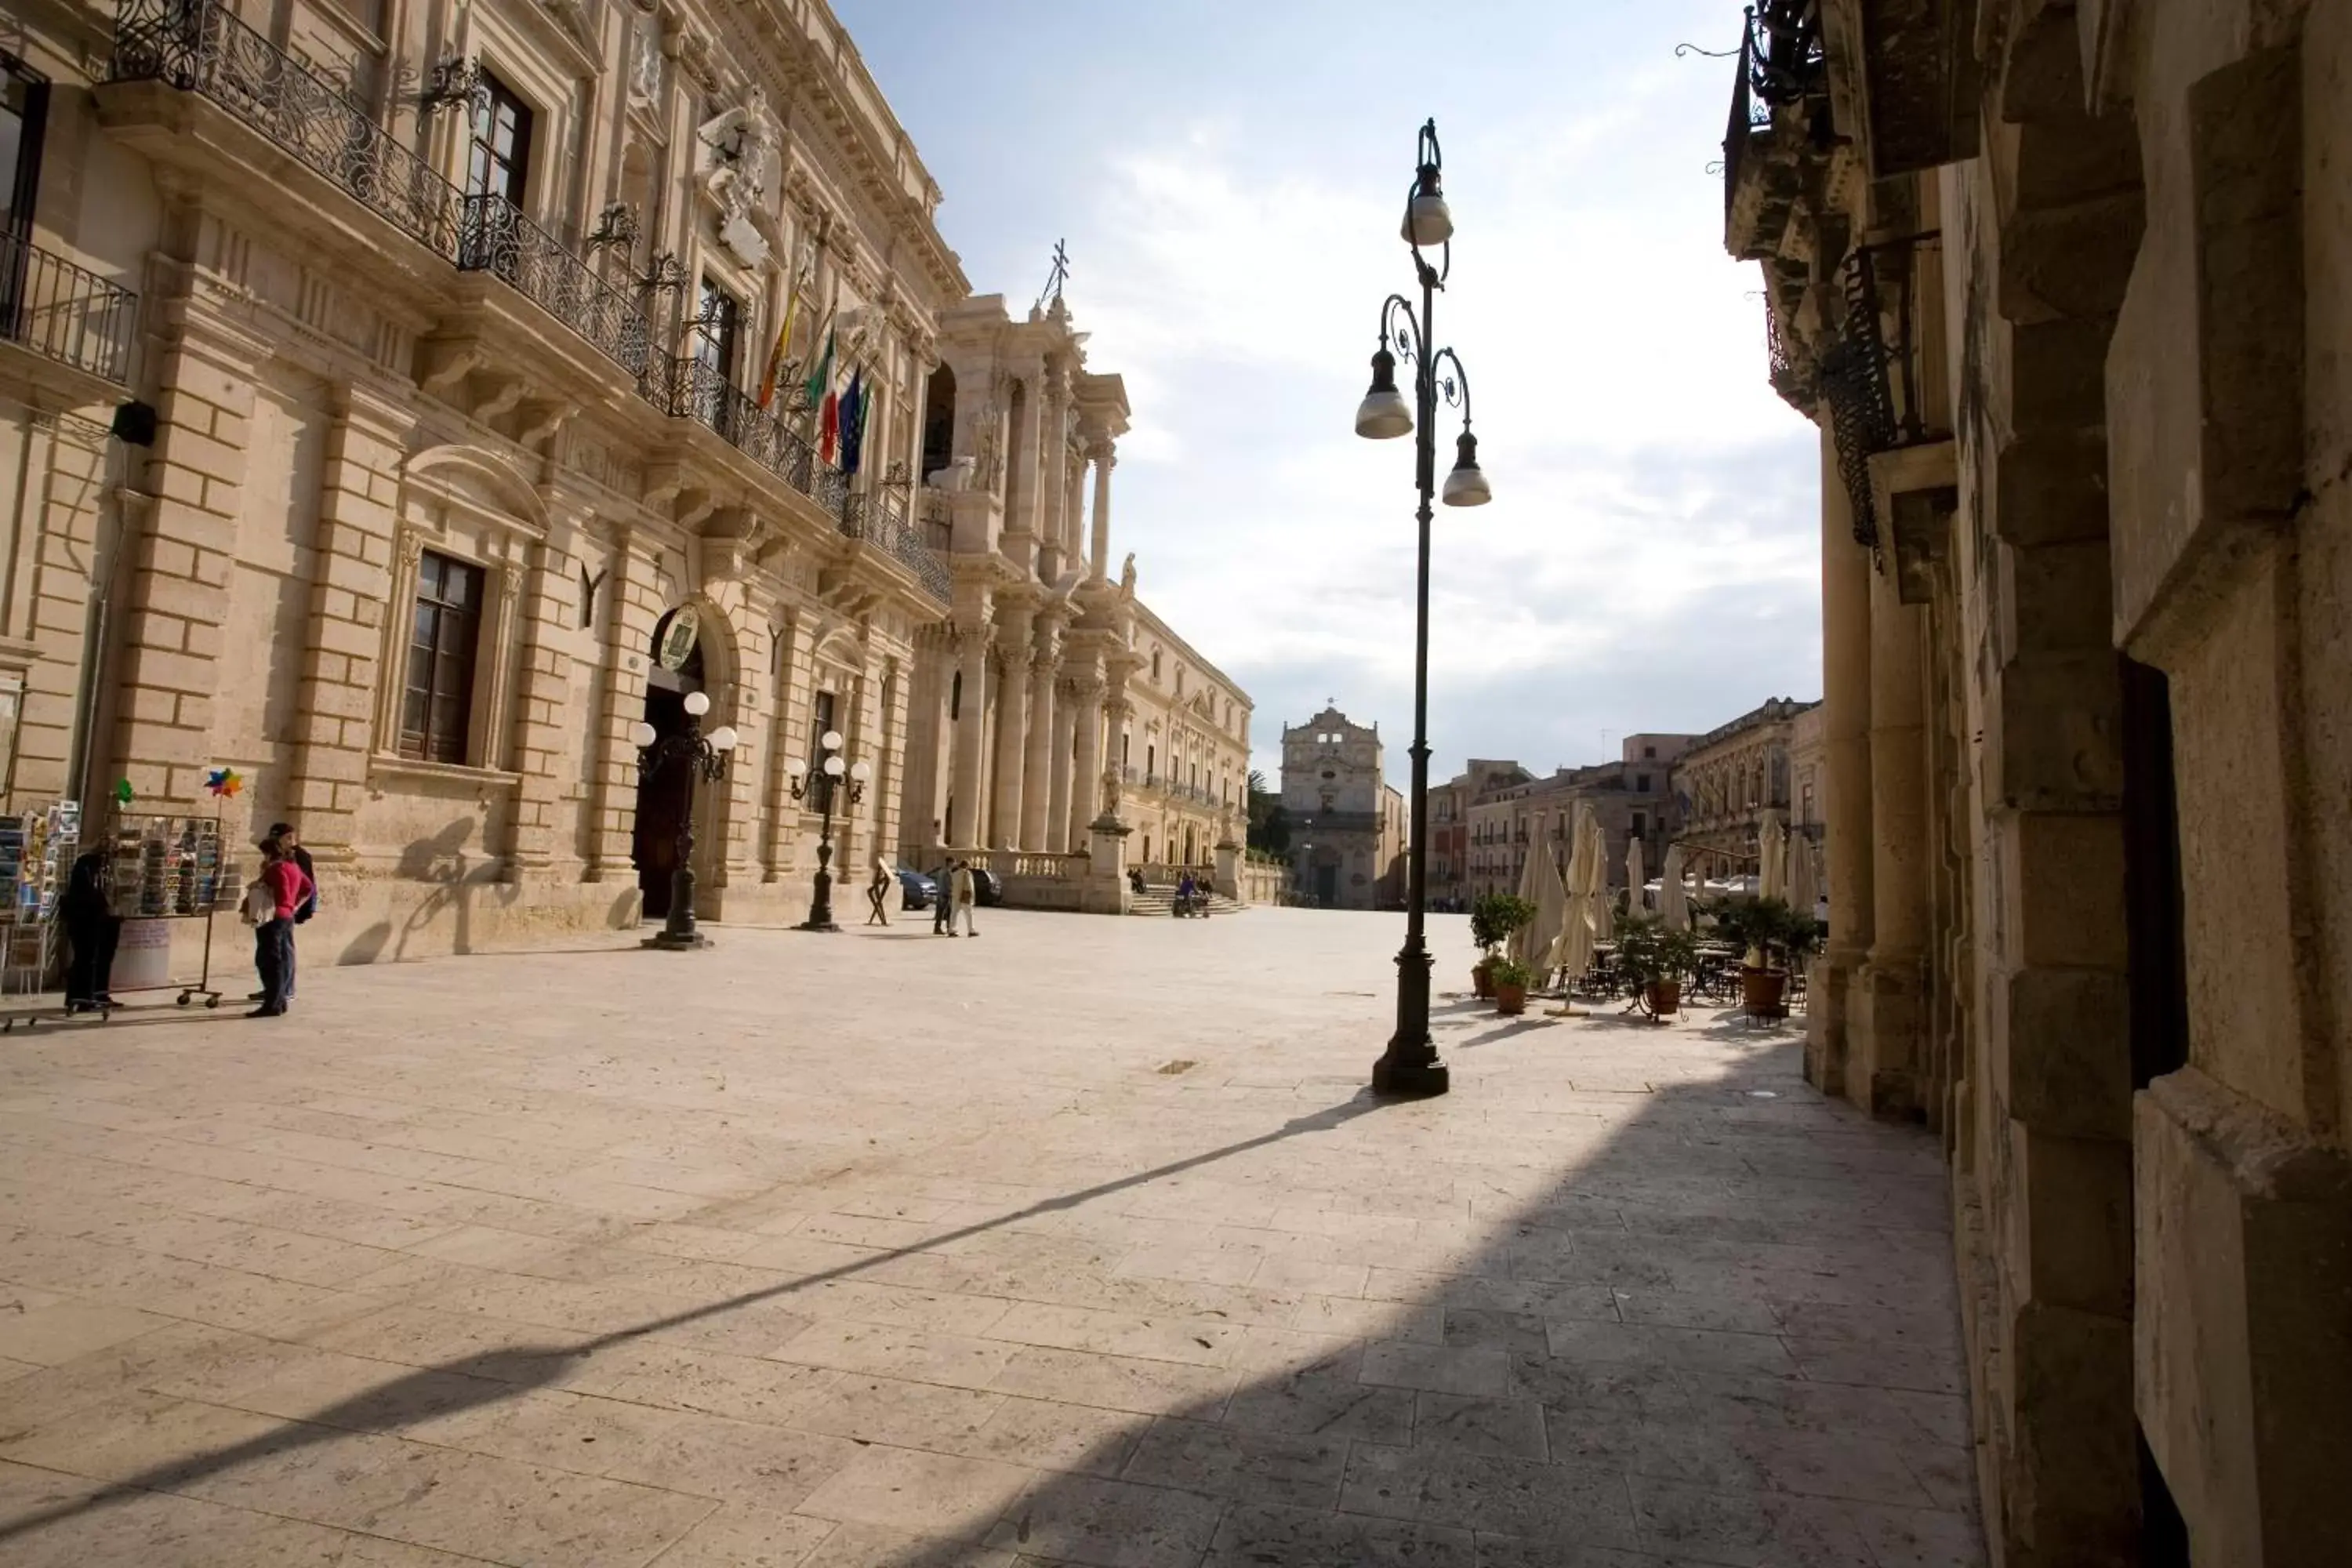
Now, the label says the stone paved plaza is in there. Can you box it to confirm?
[0,910,1983,1566]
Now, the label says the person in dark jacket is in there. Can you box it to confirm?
[61,848,118,1014]
[932,862,954,935]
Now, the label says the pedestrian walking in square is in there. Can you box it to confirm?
[866,858,892,926]
[250,821,318,1003]
[932,862,954,935]
[950,858,978,937]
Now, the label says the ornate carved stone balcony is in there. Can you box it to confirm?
[0,232,138,397]
[1722,1,1836,263]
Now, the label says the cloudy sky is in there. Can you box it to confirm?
[834,0,1823,782]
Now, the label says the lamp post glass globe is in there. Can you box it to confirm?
[630,720,658,748]
[820,729,843,751]
[823,754,845,778]
[1442,430,1492,507]
[849,760,873,784]
[1402,186,1453,248]
[708,726,739,752]
[1355,348,1411,440]
[683,690,711,717]
[785,755,807,779]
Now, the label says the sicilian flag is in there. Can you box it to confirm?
[754,274,802,410]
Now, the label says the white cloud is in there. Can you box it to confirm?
[989,16,1822,779]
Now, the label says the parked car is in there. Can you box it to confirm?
[970,866,1004,906]
[895,866,937,910]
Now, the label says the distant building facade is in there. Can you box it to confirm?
[1668,698,1818,879]
[1279,704,1398,909]
[1459,735,1693,904]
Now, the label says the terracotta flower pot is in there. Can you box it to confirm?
[1472,959,1496,998]
[1644,980,1681,1018]
[1494,981,1527,1016]
[1740,966,1788,1017]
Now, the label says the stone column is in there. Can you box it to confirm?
[1008,363,1043,542]
[990,608,1034,848]
[1087,439,1114,581]
[1068,675,1105,849]
[873,655,909,866]
[1047,679,1077,854]
[1038,367,1068,575]
[1814,423,1876,1098]
[946,624,990,847]
[1020,638,1060,851]
[1852,550,1929,1116]
[1065,448,1089,574]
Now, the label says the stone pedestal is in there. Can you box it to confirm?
[1083,814,1131,915]
[1850,953,1925,1118]
[1213,840,1240,902]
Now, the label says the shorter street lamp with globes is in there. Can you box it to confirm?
[632,690,738,950]
[785,729,871,932]
[1356,116,1491,1099]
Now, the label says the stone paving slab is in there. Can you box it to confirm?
[0,909,1984,1566]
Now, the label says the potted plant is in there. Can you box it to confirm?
[1718,895,1806,1016]
[1489,956,1533,1016]
[1614,913,1699,1022]
[1468,893,1537,997]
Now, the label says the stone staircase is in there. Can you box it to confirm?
[1127,884,1247,917]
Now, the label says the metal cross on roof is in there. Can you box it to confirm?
[1036,238,1071,310]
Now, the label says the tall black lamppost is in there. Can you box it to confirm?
[786,728,870,932]
[633,689,739,950]
[1356,118,1493,1098]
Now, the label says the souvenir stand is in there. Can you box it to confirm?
[0,801,79,1032]
[96,813,234,1011]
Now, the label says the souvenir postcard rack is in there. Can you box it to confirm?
[0,800,78,1030]
[96,812,235,1010]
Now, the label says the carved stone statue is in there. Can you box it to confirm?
[1119,552,1137,597]
[630,10,662,100]
[699,85,781,266]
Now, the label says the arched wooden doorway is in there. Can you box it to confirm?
[633,606,710,922]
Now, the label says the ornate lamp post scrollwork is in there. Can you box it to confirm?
[631,690,739,951]
[1353,118,1493,1100]
[786,729,872,932]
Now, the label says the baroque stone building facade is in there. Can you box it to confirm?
[1722,1,2350,1560]
[0,0,1244,955]
[1461,734,1690,906]
[1666,696,1817,881]
[1279,704,1399,909]
[892,290,1250,906]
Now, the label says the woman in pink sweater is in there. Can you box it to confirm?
[252,834,314,1018]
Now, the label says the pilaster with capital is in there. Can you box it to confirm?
[504,502,587,875]
[583,530,665,884]
[1019,615,1063,850]
[1068,673,1108,851]
[1047,677,1080,855]
[947,622,992,848]
[989,603,1036,847]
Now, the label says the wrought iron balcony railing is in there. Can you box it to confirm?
[106,0,653,379]
[645,350,818,489]
[457,194,650,379]
[842,492,951,601]
[1722,1,1828,223]
[0,232,138,385]
[1820,234,1942,551]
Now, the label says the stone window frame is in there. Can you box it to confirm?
[371,492,532,786]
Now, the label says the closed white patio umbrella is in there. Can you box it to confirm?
[1545,803,1600,988]
[1624,836,1646,920]
[1660,844,1690,931]
[1586,814,1615,945]
[1510,811,1559,970]
[1759,815,1787,904]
